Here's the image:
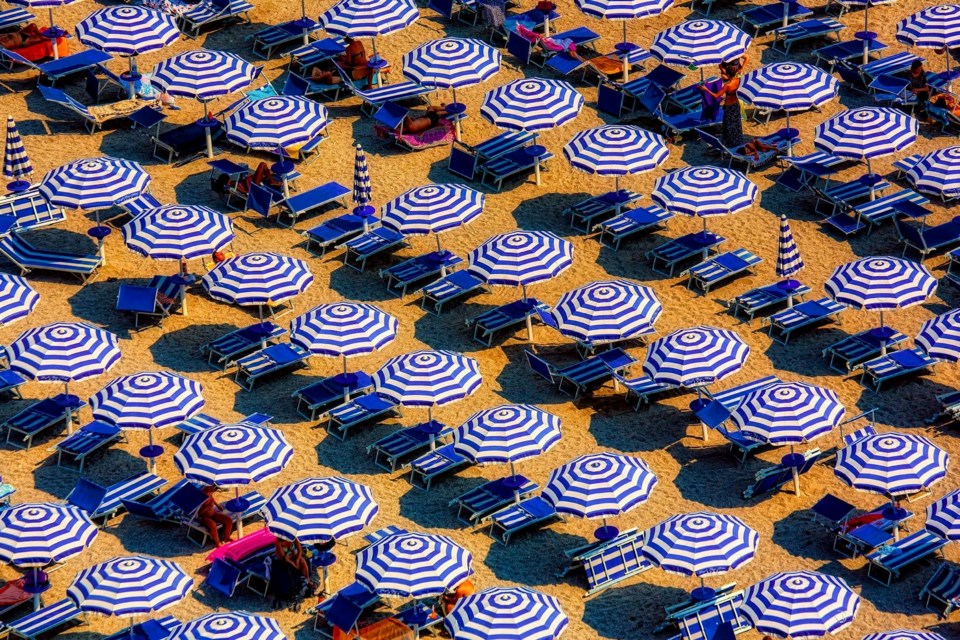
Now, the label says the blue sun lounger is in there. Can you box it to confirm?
[772,18,845,54]
[0,188,66,232]
[866,530,947,586]
[765,298,846,344]
[693,399,767,465]
[698,129,794,173]
[613,373,681,410]
[739,1,811,36]
[468,299,550,346]
[0,233,101,283]
[342,228,409,272]
[825,189,929,236]
[116,275,185,329]
[742,448,820,499]
[175,412,272,441]
[252,19,322,59]
[822,328,908,372]
[309,581,382,636]
[0,47,112,85]
[234,343,311,391]
[3,598,85,640]
[278,181,349,228]
[3,394,85,449]
[405,442,472,490]
[420,270,488,315]
[180,0,253,38]
[102,616,179,640]
[647,232,726,276]
[564,190,643,232]
[613,64,685,114]
[812,179,891,217]
[287,37,345,75]
[683,249,762,294]
[52,421,123,473]
[595,204,672,251]
[367,421,450,472]
[0,369,25,401]
[380,251,463,298]
[480,147,554,191]
[729,282,811,323]
[449,475,538,524]
[447,131,538,181]
[894,215,960,258]
[814,37,887,69]
[66,472,167,524]
[666,593,750,640]
[334,63,431,116]
[293,372,374,421]
[859,348,938,392]
[920,563,960,617]
[38,85,148,134]
[560,528,651,598]
[0,7,33,32]
[484,496,561,545]
[325,394,402,439]
[305,213,378,256]
[525,348,636,400]
[201,321,286,371]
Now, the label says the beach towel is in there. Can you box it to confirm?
[701,78,723,123]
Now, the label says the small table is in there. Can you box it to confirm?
[367,56,389,87]
[780,451,807,496]
[88,225,111,264]
[311,549,337,595]
[22,569,49,611]
[690,586,716,602]
[526,144,547,186]
[195,117,220,158]
[272,159,296,198]
[6,180,30,194]
[777,279,802,307]
[594,525,620,542]
[139,444,164,472]
[223,495,251,537]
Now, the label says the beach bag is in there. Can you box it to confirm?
[267,557,300,604]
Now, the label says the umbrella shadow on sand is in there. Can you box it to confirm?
[583,581,690,639]
[147,324,237,373]
[668,440,757,510]
[483,528,588,587]
[587,399,689,454]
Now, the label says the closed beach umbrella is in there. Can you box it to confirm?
[7,0,81,59]
[550,279,662,345]
[644,325,750,388]
[68,555,193,617]
[4,116,32,191]
[0,275,39,327]
[202,252,313,320]
[905,146,960,201]
[167,612,286,640]
[444,587,569,640]
[264,476,378,543]
[321,0,418,84]
[864,633,945,640]
[352,144,373,224]
[373,350,482,421]
[651,20,750,78]
[899,4,960,80]
[742,570,860,638]
[925,488,960,540]
[575,0,674,81]
[776,215,804,306]
[40,156,150,213]
[916,309,960,362]
[651,166,757,232]
[356,531,472,597]
[381,183,484,254]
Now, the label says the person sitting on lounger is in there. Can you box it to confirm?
[221,162,282,195]
[198,485,234,548]
[442,578,476,614]
[0,24,47,50]
[274,537,317,590]
[309,36,381,84]
[402,105,449,134]
[931,91,960,117]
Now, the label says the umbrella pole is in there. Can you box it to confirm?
[790,444,801,496]
[452,86,462,141]
[879,309,887,356]
[862,4,870,65]
[947,47,953,92]
[614,176,622,214]
[127,57,138,100]
[201,100,214,159]
[63,381,73,433]
[621,21,629,83]
[785,111,792,157]
[234,487,244,537]
[698,388,709,442]
[48,9,59,60]
[342,354,351,401]
[867,158,876,201]
[179,259,189,316]
[510,460,521,503]
[371,38,383,88]
[522,284,534,341]
[782,1,789,28]
[300,0,309,45]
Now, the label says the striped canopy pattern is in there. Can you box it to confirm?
[202,253,314,306]
[563,125,669,176]
[543,453,658,519]
[353,144,371,206]
[468,231,573,287]
[444,587,569,640]
[776,215,804,278]
[550,279,662,343]
[905,146,960,200]
[453,404,562,464]
[381,184,484,235]
[651,20,751,66]
[320,0,418,37]
[0,503,97,567]
[651,167,757,217]
[167,612,286,640]
[68,556,193,616]
[4,116,32,182]
[834,432,949,496]
[9,322,121,382]
[76,6,180,56]
[916,309,960,362]
[815,108,918,160]
[742,571,860,638]
[641,512,759,577]
[925,488,960,541]
[864,633,945,640]
[825,257,936,310]
[40,157,150,210]
[373,350,482,407]
[897,5,960,48]
[731,382,844,446]
[643,325,749,387]
[290,303,397,357]
[264,477,378,543]
[575,0,674,19]
[225,97,329,149]
[175,424,293,487]
[0,274,39,327]
[91,372,204,429]
[738,63,838,111]
[152,50,257,100]
[123,205,234,261]
[356,532,472,597]
[481,79,584,131]
[7,0,81,6]
[402,38,500,89]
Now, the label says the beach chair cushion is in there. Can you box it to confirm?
[866,529,947,584]
[489,496,559,543]
[6,598,83,639]
[368,421,450,472]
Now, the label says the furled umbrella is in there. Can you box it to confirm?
[905,146,960,201]
[549,279,662,349]
[916,308,960,362]
[0,275,39,327]
[651,166,757,234]
[67,555,193,620]
[402,38,501,139]
[167,612,287,640]
[575,0,674,81]
[6,0,81,60]
[152,50,258,157]
[481,79,584,185]
[741,570,860,638]
[444,587,569,640]
[0,503,97,610]
[864,633,945,640]
[202,252,314,321]
[543,452,658,542]
[4,116,32,192]
[76,6,180,98]
[381,183,484,265]
[775,214,805,307]
[642,512,759,601]
[644,325,750,388]
[925,488,960,541]
[91,371,204,472]
[651,20,751,80]
[898,4,960,83]
[352,144,375,230]
[373,350,482,422]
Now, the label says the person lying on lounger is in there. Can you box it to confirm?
[931,91,960,117]
[213,162,282,196]
[0,24,47,50]
[741,137,780,160]
[401,105,450,135]
[309,36,385,84]
[274,537,317,590]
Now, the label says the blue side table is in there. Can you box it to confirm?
[88,225,111,265]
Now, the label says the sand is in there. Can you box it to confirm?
[1,0,959,638]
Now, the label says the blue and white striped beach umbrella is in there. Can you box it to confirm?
[651,20,751,68]
[550,279,662,344]
[123,205,234,262]
[76,6,179,57]
[0,275,39,327]
[264,477,378,543]
[7,0,81,59]
[899,5,960,77]
[864,633,946,640]
[202,252,314,312]
[905,146,960,201]
[91,372,204,429]
[0,503,97,567]
[732,382,844,446]
[825,257,935,331]
[643,326,749,387]
[835,432,949,497]
[543,453,658,520]
[651,167,757,227]
[167,612,286,640]
[444,587,569,640]
[925,489,960,540]
[381,184,484,243]
[469,231,573,292]
[175,423,293,487]
[321,0,418,38]
[453,404,562,472]
[481,79,584,132]
[353,144,371,207]
[776,215,804,278]
[916,309,960,362]
[402,37,500,97]
[4,117,32,190]
[68,556,193,617]
[742,571,860,638]
[40,157,151,211]
[225,97,329,150]
[356,532,472,598]
[575,0,674,80]
[815,108,917,184]
[8,322,121,393]
[564,125,668,196]
[642,512,759,579]
[153,50,257,101]
[373,350,482,419]
[290,303,397,380]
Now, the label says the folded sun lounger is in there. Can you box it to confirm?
[560,528,651,598]
[765,298,846,344]
[0,188,66,233]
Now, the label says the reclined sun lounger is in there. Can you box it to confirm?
[507,26,600,68]
[866,529,947,585]
[772,18,845,54]
[0,188,65,233]
[564,190,642,232]
[742,448,819,499]
[693,400,768,464]
[404,442,471,490]
[610,64,685,116]
[665,592,750,640]
[0,47,112,85]
[309,581,383,637]
[380,251,463,298]
[4,598,85,640]
[278,181,349,228]
[812,178,892,217]
[825,189,929,236]
[304,213,377,256]
[775,151,847,192]
[52,420,123,473]
[698,129,796,173]
[3,394,85,449]
[234,343,311,391]
[729,281,811,323]
[0,233,101,283]
[325,394,402,440]
[859,347,938,392]
[0,7,33,32]
[342,227,409,272]
[894,214,960,258]
[468,298,550,346]
[334,63,431,116]
[116,275,185,329]
[66,471,167,524]
[559,528,651,598]
[822,328,908,372]
[0,369,25,400]
[480,146,555,191]
[765,298,846,344]
[813,37,887,69]
[201,321,286,371]
[810,491,912,555]
[647,232,726,276]
[595,204,672,251]
[739,1,812,36]
[293,372,374,421]
[368,421,451,472]
[420,270,488,315]
[920,562,960,617]
[252,19,322,59]
[682,248,762,294]
[180,0,253,38]
[38,85,158,134]
[484,496,561,544]
[612,373,681,410]
[449,475,538,524]
[448,131,538,181]
[525,348,637,401]
[287,36,345,75]
[373,100,457,152]
[535,307,653,358]
[101,616,179,640]
[175,412,271,441]
[152,120,224,164]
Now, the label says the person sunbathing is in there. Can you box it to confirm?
[742,137,780,160]
[274,537,316,590]
[0,24,47,51]
[402,105,449,134]
[197,485,234,548]
[931,92,960,117]
[231,162,282,195]
[309,36,383,84]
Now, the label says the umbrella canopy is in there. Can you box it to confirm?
[7,0,81,59]
[643,325,750,387]
[864,633,945,640]
[76,6,179,56]
[564,125,669,177]
[739,62,838,112]
[8,322,121,389]
[355,531,472,598]
[175,423,293,487]
[91,372,204,429]
[468,231,573,290]
[742,571,860,638]
[641,512,759,577]
[651,166,757,220]
[815,108,917,169]
[481,79,584,131]
[825,257,936,312]
[381,184,484,237]
[353,144,371,208]
[835,432,949,497]
[0,274,39,327]
[225,97,329,150]
[201,252,314,308]
[651,20,751,67]
[776,215,804,278]
[916,309,960,362]
[290,303,397,358]
[0,503,97,567]
[320,0,418,38]
[122,205,234,262]
[543,453,658,519]
[444,587,569,640]
[152,50,257,101]
[905,146,960,200]
[575,0,673,19]
[925,488,960,540]
[4,116,32,189]
[452,404,562,466]
[40,157,150,211]
[264,477,378,543]
[550,279,662,344]
[167,612,286,640]
[401,37,500,91]
[731,382,845,446]
[373,350,482,418]
[897,4,960,74]
[68,556,193,617]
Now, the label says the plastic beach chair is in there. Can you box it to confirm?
[595,204,672,250]
[180,0,253,38]
[0,369,26,400]
[468,299,550,346]
[304,213,377,257]
[379,251,463,298]
[524,348,636,400]
[822,328,908,372]
[859,348,938,392]
[342,228,409,272]
[866,529,947,585]
[682,248,762,294]
[920,563,960,617]
[647,232,726,276]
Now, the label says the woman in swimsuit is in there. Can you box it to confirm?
[310,36,372,84]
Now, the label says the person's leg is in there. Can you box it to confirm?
[214,512,234,541]
[310,68,336,84]
[200,516,223,547]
